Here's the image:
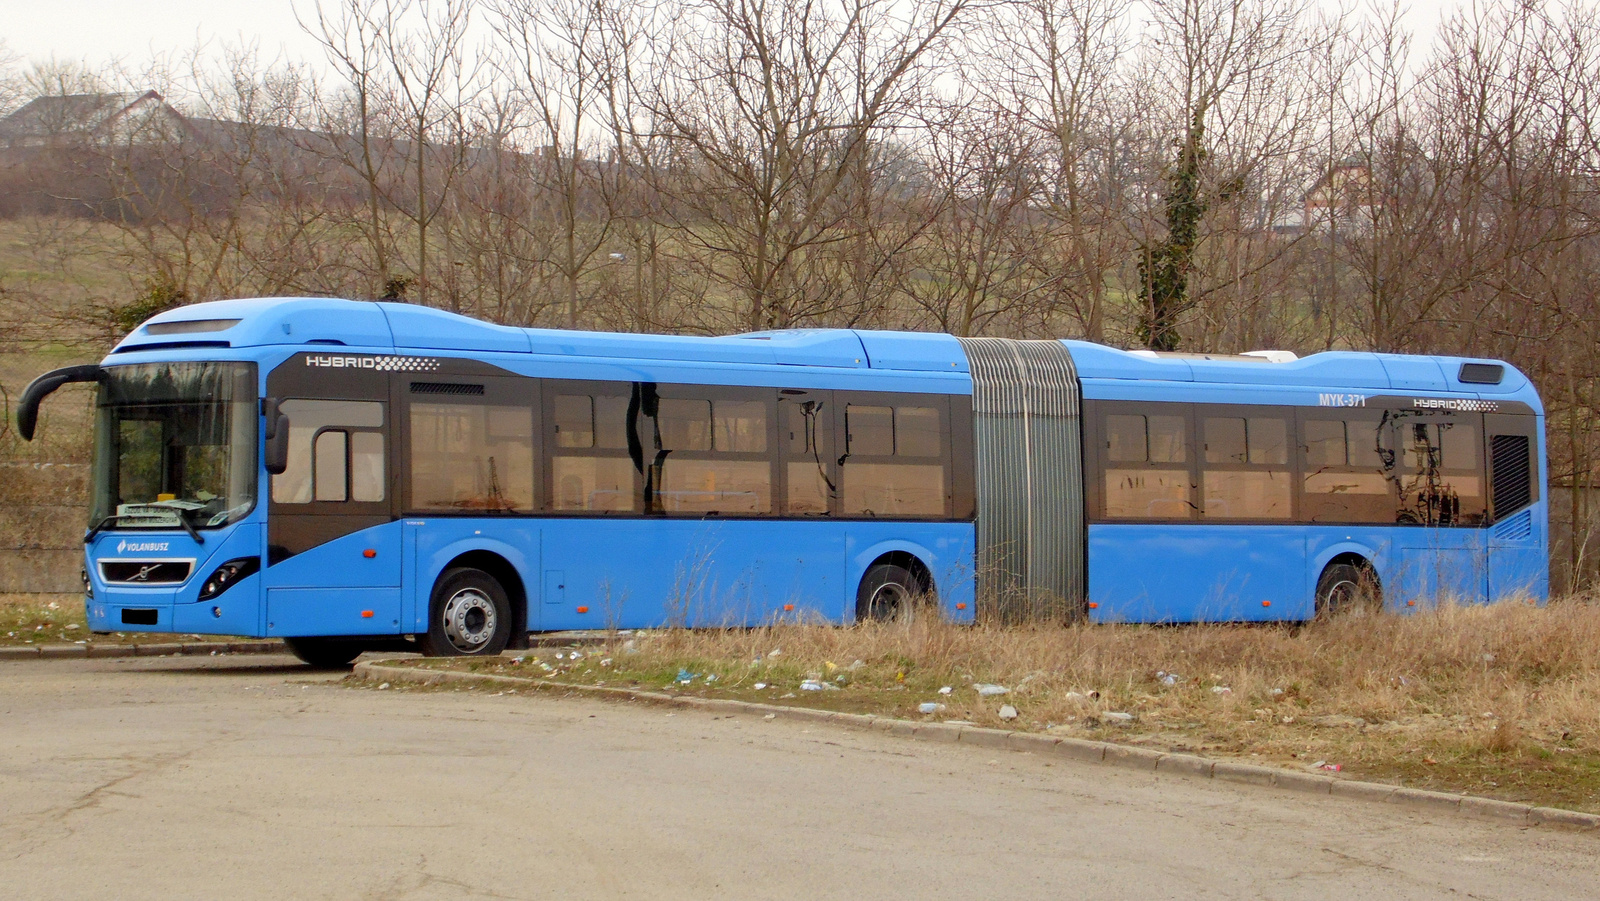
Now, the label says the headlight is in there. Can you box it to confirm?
[198,557,260,601]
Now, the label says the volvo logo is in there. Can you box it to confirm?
[128,565,159,582]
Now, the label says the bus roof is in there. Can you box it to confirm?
[114,296,1533,398]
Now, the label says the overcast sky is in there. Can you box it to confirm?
[5,0,1468,76]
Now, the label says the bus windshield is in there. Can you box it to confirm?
[90,362,258,532]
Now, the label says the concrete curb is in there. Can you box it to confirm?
[352,659,1600,832]
[0,640,287,660]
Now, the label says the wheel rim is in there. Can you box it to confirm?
[869,581,911,620]
[1326,578,1358,611]
[441,587,497,653]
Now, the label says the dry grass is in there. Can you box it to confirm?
[440,597,1600,812]
[0,593,236,645]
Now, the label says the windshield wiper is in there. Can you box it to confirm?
[83,513,205,545]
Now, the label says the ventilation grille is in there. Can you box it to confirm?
[1459,362,1505,384]
[411,381,484,396]
[1490,434,1532,518]
[1493,509,1533,541]
[100,560,193,584]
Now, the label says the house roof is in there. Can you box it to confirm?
[0,90,168,140]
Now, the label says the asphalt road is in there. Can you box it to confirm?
[1,654,1596,900]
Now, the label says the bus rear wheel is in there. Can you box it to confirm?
[1315,562,1381,619]
[284,637,365,669]
[420,567,512,656]
[856,563,926,623]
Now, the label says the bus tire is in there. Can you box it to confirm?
[284,637,365,669]
[856,563,924,623]
[1314,562,1381,619]
[420,567,512,656]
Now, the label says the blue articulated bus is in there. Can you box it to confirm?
[18,297,1547,666]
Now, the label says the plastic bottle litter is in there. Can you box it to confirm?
[1101,711,1135,724]
[973,683,1010,696]
[1319,763,1342,772]
[676,669,697,684]
[1157,671,1179,686]
[918,702,946,714]
[998,705,1019,721]
[1211,686,1232,695]
[800,679,836,691]
[704,673,717,682]
[938,686,953,695]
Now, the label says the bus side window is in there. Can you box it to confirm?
[1101,411,1191,520]
[410,403,534,513]
[1200,415,1290,520]
[272,400,384,505]
[653,393,772,515]
[313,430,348,502]
[1300,415,1390,523]
[549,390,635,513]
[783,396,832,516]
[841,400,945,517]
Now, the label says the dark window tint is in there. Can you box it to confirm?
[784,398,832,516]
[272,400,384,505]
[410,403,534,512]
[658,398,711,451]
[847,405,895,456]
[313,430,348,502]
[714,400,767,453]
[1304,420,1346,467]
[553,395,593,448]
[1301,415,1391,524]
[896,407,941,456]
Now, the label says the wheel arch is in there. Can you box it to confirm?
[1312,545,1384,609]
[850,540,936,607]
[420,540,531,646]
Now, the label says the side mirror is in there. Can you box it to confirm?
[265,414,291,475]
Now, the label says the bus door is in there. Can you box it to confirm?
[401,376,540,632]
[1484,412,1543,600]
[261,358,401,637]
[1388,410,1489,606]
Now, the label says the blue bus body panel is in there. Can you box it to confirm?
[405,518,975,631]
[85,521,268,636]
[1088,524,1309,622]
[264,522,404,637]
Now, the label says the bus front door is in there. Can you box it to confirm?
[260,378,403,637]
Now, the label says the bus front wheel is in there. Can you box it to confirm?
[1314,562,1381,619]
[284,637,365,669]
[420,567,513,656]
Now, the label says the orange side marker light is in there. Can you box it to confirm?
[360,610,374,618]
[955,602,967,610]
[783,604,794,611]
[1407,600,1416,606]
[363,549,377,558]
[576,606,589,614]
[1088,602,1099,609]
[1262,600,1271,607]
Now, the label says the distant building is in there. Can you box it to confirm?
[1302,156,1373,233]
[0,91,188,148]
